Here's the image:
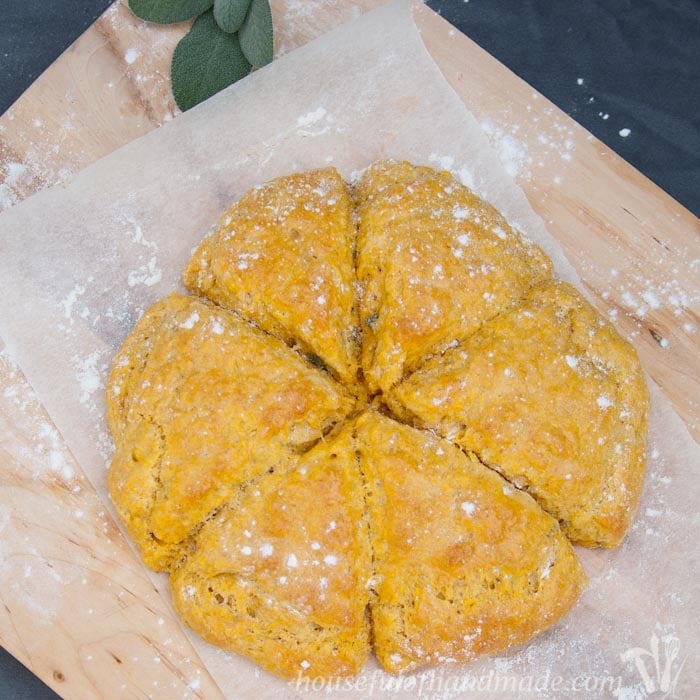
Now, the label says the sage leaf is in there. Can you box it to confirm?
[171,10,251,111]
[214,0,252,33]
[129,0,214,25]
[239,0,273,67]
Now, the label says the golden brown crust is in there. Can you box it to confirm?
[107,293,355,571]
[388,279,650,547]
[170,424,372,680]
[355,160,552,394]
[107,161,649,680]
[356,411,586,674]
[183,167,360,386]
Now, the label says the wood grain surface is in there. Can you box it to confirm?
[0,1,697,697]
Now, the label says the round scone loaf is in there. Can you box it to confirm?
[107,160,649,680]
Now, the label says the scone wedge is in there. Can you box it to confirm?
[356,411,586,674]
[388,280,650,547]
[170,424,372,680]
[184,167,360,386]
[355,160,552,393]
[107,293,355,571]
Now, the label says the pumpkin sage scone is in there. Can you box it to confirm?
[356,410,586,674]
[106,160,649,682]
[107,293,355,571]
[170,423,372,680]
[388,279,650,547]
[355,160,552,394]
[184,167,360,386]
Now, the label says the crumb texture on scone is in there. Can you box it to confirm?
[107,293,355,571]
[106,161,650,680]
[355,160,552,394]
[356,411,586,674]
[170,424,372,680]
[183,167,360,386]
[388,279,650,547]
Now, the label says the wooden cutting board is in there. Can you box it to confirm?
[0,1,697,697]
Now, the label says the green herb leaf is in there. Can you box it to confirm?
[239,0,273,67]
[171,10,251,111]
[129,0,214,25]
[213,0,252,33]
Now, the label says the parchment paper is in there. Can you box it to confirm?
[0,1,697,697]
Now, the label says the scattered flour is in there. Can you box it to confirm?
[597,395,613,409]
[0,162,28,209]
[460,501,476,516]
[124,48,141,65]
[480,120,529,178]
[127,256,162,287]
[125,218,157,250]
[74,350,104,404]
[565,355,579,369]
[297,107,327,128]
[179,311,200,329]
[614,272,695,323]
[61,284,86,320]
[275,0,363,56]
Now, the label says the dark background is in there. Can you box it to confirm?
[0,0,698,698]
[1,0,699,218]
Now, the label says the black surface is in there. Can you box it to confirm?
[1,0,114,114]
[0,0,698,216]
[430,0,700,216]
[0,645,60,700]
[0,1,698,698]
